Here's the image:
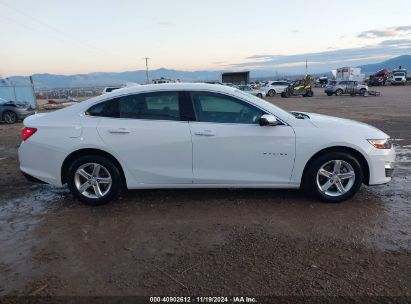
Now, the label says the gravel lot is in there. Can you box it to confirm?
[0,86,410,297]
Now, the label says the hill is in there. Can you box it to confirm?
[358,55,411,73]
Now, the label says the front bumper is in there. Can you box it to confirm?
[367,146,396,185]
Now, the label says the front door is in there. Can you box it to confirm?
[188,91,295,185]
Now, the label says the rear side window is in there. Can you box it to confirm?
[86,99,119,118]
[119,91,180,121]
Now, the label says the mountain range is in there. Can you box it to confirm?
[3,55,411,90]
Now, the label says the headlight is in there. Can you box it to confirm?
[367,139,392,149]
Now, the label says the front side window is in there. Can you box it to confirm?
[191,92,264,124]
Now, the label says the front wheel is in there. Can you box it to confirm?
[67,155,122,205]
[267,89,276,97]
[360,88,367,95]
[303,152,363,203]
[335,89,343,96]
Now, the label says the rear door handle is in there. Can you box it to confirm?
[194,130,215,136]
[108,128,130,134]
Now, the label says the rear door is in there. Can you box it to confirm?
[89,91,193,185]
[188,91,295,184]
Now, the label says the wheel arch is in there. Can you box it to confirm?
[301,146,370,186]
[61,148,126,185]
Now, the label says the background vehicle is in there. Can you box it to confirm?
[237,85,266,98]
[325,80,368,96]
[0,97,35,124]
[315,77,329,88]
[389,67,407,85]
[281,77,314,98]
[368,68,390,86]
[19,83,395,206]
[261,81,290,97]
[102,87,121,94]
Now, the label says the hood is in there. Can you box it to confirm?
[300,112,389,138]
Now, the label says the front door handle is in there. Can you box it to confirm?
[108,128,131,134]
[194,130,215,136]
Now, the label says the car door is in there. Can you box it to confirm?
[188,91,295,185]
[339,81,348,93]
[90,91,193,185]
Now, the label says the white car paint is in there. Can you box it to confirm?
[261,81,290,96]
[19,83,394,194]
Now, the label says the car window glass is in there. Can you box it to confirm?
[86,98,119,118]
[191,92,264,124]
[119,91,180,121]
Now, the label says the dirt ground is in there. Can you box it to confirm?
[0,86,410,298]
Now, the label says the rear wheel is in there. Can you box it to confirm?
[257,93,263,98]
[67,155,122,205]
[306,90,314,97]
[3,111,17,124]
[304,152,363,203]
[335,89,343,96]
[267,89,276,97]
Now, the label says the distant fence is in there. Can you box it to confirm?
[0,85,36,107]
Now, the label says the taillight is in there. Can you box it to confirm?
[22,127,37,141]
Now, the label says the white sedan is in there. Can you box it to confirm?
[19,83,395,205]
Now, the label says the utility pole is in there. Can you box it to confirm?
[143,57,150,84]
[305,59,308,76]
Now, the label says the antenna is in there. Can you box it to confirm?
[143,57,150,84]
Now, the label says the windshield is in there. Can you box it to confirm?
[394,72,405,76]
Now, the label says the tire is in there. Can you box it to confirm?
[303,151,363,203]
[3,111,18,124]
[360,88,367,95]
[268,89,276,97]
[281,92,286,98]
[335,89,343,96]
[326,93,333,96]
[306,90,314,97]
[257,93,263,98]
[67,155,122,205]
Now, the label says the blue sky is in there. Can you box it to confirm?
[1,0,411,76]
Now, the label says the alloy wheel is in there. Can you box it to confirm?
[316,160,355,197]
[4,112,17,124]
[74,163,112,199]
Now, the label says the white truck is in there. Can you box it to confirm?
[389,67,407,85]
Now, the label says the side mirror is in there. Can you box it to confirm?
[259,114,279,126]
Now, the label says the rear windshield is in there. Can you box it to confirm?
[329,81,337,85]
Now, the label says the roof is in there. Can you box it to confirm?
[100,82,238,98]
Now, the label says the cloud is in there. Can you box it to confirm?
[378,39,411,47]
[227,41,411,73]
[157,21,174,27]
[394,25,411,31]
[358,29,397,38]
[358,25,411,38]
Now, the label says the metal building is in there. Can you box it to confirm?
[221,71,250,85]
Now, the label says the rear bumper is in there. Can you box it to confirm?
[18,140,65,186]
